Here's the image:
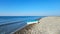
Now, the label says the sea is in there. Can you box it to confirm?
[0,16,45,34]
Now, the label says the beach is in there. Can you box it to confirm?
[14,17,60,34]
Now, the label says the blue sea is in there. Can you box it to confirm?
[0,16,45,34]
[0,16,45,25]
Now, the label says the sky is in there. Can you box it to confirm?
[0,0,60,16]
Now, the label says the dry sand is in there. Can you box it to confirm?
[14,17,60,34]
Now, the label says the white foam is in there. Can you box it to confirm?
[27,21,38,25]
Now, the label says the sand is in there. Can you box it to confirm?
[14,17,60,34]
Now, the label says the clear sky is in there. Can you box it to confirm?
[0,0,60,16]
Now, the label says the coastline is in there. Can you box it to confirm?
[14,17,60,34]
[14,17,41,34]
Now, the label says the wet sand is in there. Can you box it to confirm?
[14,17,60,34]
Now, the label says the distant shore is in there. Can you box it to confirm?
[14,17,60,34]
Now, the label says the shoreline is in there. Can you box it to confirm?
[14,17,60,34]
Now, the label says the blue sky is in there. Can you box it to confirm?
[0,0,60,16]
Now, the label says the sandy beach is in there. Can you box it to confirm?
[14,17,60,34]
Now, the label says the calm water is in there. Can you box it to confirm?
[0,16,45,34]
[0,16,44,25]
